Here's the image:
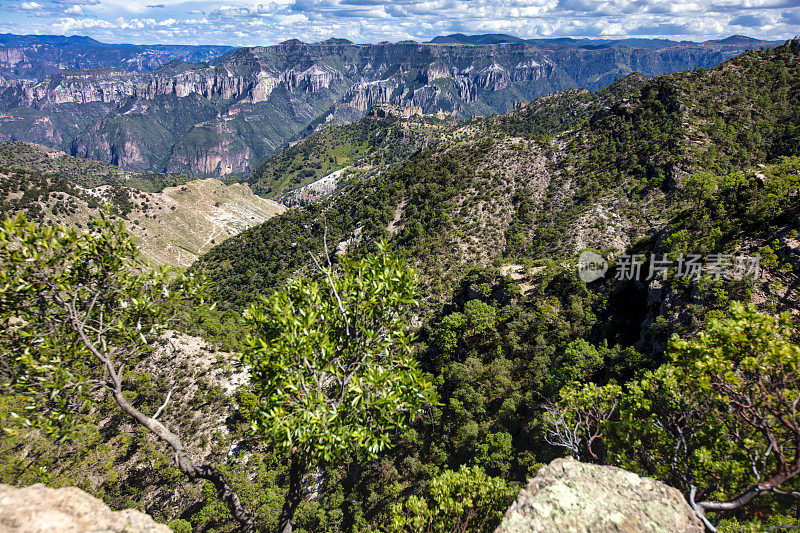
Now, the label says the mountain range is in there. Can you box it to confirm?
[0,33,782,178]
[0,34,232,80]
[197,39,800,317]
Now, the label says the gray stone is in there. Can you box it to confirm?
[495,457,704,533]
[0,483,171,533]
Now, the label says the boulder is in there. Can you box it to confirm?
[495,457,704,533]
[0,483,171,533]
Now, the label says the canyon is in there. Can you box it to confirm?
[0,34,781,178]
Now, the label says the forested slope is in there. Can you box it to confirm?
[197,39,800,310]
[184,40,800,532]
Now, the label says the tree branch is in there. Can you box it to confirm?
[152,389,172,420]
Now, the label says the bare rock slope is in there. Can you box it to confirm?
[0,483,170,532]
[0,142,286,267]
[496,457,703,533]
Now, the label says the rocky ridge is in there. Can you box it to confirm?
[0,34,231,81]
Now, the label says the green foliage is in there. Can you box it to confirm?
[545,339,604,393]
[3,40,800,533]
[0,141,195,192]
[543,381,622,462]
[681,43,800,172]
[490,73,650,139]
[198,141,491,308]
[390,465,515,533]
[549,304,800,526]
[167,518,192,533]
[0,212,205,437]
[609,363,733,492]
[248,116,438,199]
[242,242,437,463]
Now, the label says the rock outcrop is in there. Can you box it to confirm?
[0,484,171,532]
[495,457,704,533]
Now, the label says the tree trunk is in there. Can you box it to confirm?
[276,450,307,533]
[698,465,800,513]
[690,464,800,532]
[111,389,257,533]
[69,295,257,531]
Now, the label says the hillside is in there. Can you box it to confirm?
[248,105,453,199]
[0,36,777,178]
[0,142,284,267]
[183,43,800,530]
[0,141,198,191]
[196,40,799,311]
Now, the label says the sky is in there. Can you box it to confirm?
[0,0,798,47]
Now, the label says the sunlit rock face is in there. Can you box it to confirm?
[0,483,172,533]
[497,457,704,533]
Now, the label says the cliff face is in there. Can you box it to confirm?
[0,38,777,177]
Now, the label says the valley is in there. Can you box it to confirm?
[0,29,799,533]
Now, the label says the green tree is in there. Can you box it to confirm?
[609,363,735,503]
[543,381,622,463]
[242,241,437,532]
[545,339,604,395]
[0,214,255,531]
[389,465,515,533]
[670,304,800,529]
[546,304,800,531]
[463,300,498,344]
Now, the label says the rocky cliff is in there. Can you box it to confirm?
[0,36,779,177]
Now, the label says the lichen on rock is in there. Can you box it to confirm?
[495,457,704,533]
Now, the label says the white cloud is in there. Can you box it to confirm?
[52,16,116,32]
[1,0,796,45]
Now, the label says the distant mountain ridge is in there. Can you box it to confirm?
[0,33,784,178]
[0,33,232,81]
[426,33,779,50]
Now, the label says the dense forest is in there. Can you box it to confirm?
[1,40,799,533]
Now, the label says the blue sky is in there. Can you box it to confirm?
[1,0,798,46]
